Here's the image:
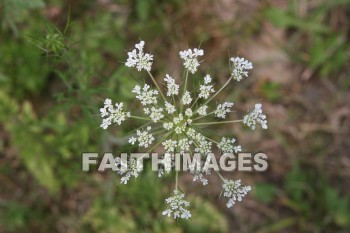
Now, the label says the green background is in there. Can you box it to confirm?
[0,0,350,232]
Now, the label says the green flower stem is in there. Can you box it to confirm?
[191,120,242,126]
[130,115,151,121]
[183,70,189,96]
[195,75,233,114]
[215,170,225,182]
[181,70,189,112]
[146,129,174,154]
[137,130,174,160]
[205,75,233,105]
[172,95,178,115]
[147,71,167,103]
[190,96,200,109]
[203,135,218,144]
[192,111,215,121]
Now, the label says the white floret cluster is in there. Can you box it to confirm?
[99,41,268,219]
[222,179,252,208]
[100,99,130,129]
[243,103,268,130]
[162,190,191,219]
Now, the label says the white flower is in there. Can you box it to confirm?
[126,41,153,72]
[163,153,173,173]
[162,139,177,152]
[243,103,268,130]
[162,190,191,219]
[100,99,130,129]
[165,102,176,114]
[222,179,251,208]
[163,122,174,130]
[128,136,137,145]
[136,127,155,148]
[178,138,192,152]
[198,75,215,99]
[195,139,212,154]
[230,57,253,81]
[185,108,193,117]
[173,114,184,124]
[199,84,215,99]
[186,128,196,138]
[164,74,179,96]
[132,84,158,105]
[218,137,242,153]
[150,107,164,122]
[191,133,212,154]
[197,105,208,116]
[204,74,212,84]
[107,41,267,218]
[179,48,204,74]
[116,157,143,184]
[182,91,192,105]
[189,156,211,185]
[215,102,233,119]
[175,125,186,134]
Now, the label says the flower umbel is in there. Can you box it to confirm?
[222,179,252,208]
[100,99,130,129]
[179,48,204,74]
[230,57,253,81]
[99,41,268,219]
[162,190,191,219]
[126,40,153,71]
[243,103,268,130]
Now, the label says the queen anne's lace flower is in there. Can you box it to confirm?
[179,48,204,74]
[164,74,179,96]
[173,113,184,124]
[100,99,130,129]
[100,41,268,219]
[162,190,191,219]
[222,179,251,208]
[162,139,177,152]
[218,137,242,153]
[215,102,234,119]
[175,125,186,134]
[165,102,176,114]
[132,84,158,105]
[128,136,137,145]
[182,91,192,105]
[199,84,215,99]
[197,105,208,116]
[163,153,174,173]
[189,156,211,185]
[163,122,174,130]
[150,107,164,122]
[191,133,212,154]
[136,126,155,148]
[230,57,253,81]
[116,157,143,184]
[243,103,268,130]
[126,41,153,72]
[178,138,192,152]
[199,75,215,99]
[204,74,212,84]
[185,108,193,117]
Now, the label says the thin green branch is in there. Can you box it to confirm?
[147,71,167,102]
[191,120,243,126]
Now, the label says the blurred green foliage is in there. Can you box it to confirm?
[0,0,228,232]
[0,0,349,232]
[266,0,350,78]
